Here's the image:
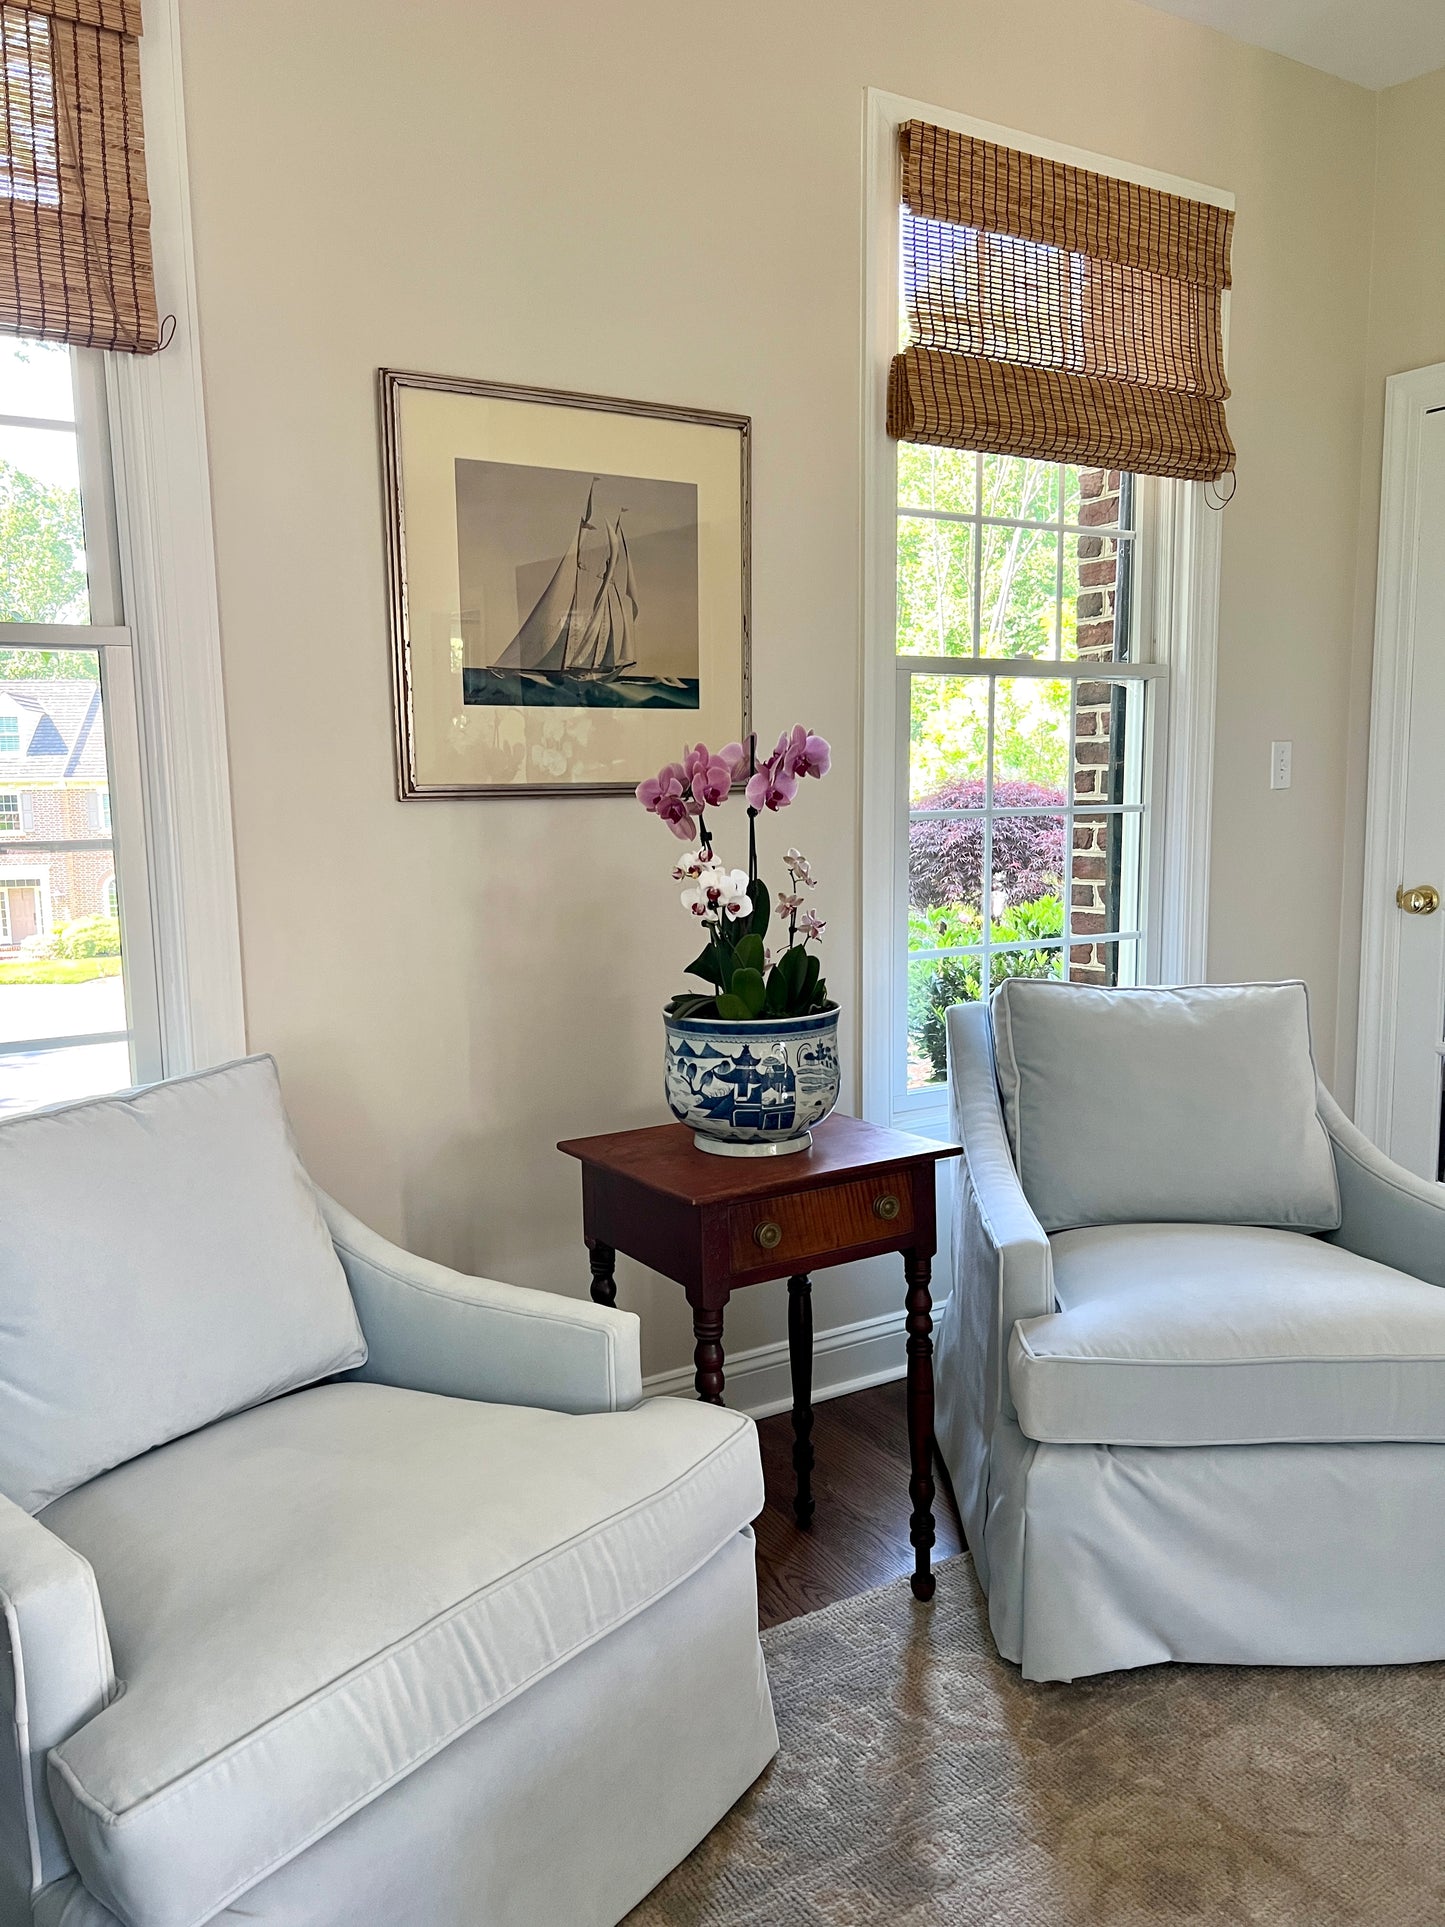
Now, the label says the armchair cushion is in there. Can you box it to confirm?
[1010,1222,1445,1446]
[0,1057,365,1513]
[40,1381,760,1927]
[990,980,1340,1233]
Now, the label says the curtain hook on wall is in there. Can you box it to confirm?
[1204,470,1236,512]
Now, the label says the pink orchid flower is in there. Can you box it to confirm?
[636,763,699,840]
[798,909,827,943]
[692,756,735,810]
[718,738,754,782]
[779,725,830,781]
[745,750,798,813]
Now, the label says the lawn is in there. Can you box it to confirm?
[0,957,122,986]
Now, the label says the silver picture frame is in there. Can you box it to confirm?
[379,369,752,799]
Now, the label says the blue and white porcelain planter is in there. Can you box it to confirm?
[664,1007,841,1157]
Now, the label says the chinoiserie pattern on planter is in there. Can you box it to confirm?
[664,1010,841,1149]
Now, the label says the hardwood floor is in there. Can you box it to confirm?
[753,1378,966,1630]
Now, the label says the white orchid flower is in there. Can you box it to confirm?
[672,848,709,882]
[783,847,817,887]
[680,877,719,922]
[714,867,753,921]
[681,863,752,924]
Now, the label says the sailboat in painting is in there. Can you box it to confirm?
[463,480,699,711]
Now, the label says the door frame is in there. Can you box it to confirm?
[1356,359,1445,1146]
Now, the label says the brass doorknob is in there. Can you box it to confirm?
[874,1193,901,1221]
[754,1221,783,1250]
[1397,884,1441,916]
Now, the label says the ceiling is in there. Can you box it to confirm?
[1132,0,1445,89]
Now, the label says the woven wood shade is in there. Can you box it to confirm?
[0,0,158,353]
[888,121,1234,482]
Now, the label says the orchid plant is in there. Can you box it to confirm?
[637,728,834,1023]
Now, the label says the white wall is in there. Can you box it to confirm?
[177,0,1382,1379]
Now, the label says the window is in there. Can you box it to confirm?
[863,96,1229,1135]
[0,333,161,1114]
[895,447,1162,1115]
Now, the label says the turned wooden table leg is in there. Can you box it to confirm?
[788,1274,815,1527]
[904,1249,936,1601]
[587,1241,617,1307]
[692,1303,726,1405]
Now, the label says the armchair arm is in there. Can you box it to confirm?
[0,1498,113,1899]
[319,1192,642,1414]
[948,1004,1055,1422]
[1318,1084,1445,1288]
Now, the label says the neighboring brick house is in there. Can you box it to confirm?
[1070,467,1129,985]
[0,679,114,955]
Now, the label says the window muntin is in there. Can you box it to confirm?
[0,335,159,1114]
[895,449,1158,1111]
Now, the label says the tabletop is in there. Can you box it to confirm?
[556,1113,961,1208]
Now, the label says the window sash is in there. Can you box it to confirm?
[0,340,159,1087]
[893,652,1161,1120]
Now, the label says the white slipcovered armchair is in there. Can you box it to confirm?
[937,979,1445,1683]
[0,1058,775,1927]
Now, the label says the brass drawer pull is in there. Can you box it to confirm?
[874,1193,901,1222]
[754,1221,783,1250]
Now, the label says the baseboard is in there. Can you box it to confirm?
[642,1298,949,1420]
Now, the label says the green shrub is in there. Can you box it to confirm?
[52,915,121,959]
[909,895,1064,1081]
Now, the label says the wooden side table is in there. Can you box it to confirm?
[557,1115,961,1601]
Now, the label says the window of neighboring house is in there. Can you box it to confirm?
[103,874,117,918]
[0,333,161,1115]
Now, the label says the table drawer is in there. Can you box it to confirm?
[729,1173,915,1270]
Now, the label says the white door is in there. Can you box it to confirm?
[1361,387,1445,1180]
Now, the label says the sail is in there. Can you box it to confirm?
[570,520,620,670]
[490,481,597,673]
[491,546,579,672]
[617,515,639,620]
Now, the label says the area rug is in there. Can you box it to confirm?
[627,1556,1445,1926]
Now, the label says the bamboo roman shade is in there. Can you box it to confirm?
[888,121,1235,482]
[0,0,159,353]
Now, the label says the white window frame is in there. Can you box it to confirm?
[0,0,243,1091]
[860,89,1228,1132]
[0,792,19,833]
[0,718,18,753]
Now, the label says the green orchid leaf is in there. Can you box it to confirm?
[749,876,771,944]
[684,942,724,987]
[733,932,765,976]
[730,966,766,1017]
[667,993,718,1019]
[763,964,791,1015]
[715,992,753,1021]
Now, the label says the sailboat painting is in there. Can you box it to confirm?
[456,460,700,711]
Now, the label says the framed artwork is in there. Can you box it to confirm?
[379,370,751,797]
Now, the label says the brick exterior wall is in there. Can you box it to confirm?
[1069,468,1124,985]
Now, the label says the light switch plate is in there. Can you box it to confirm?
[1270,740,1292,790]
